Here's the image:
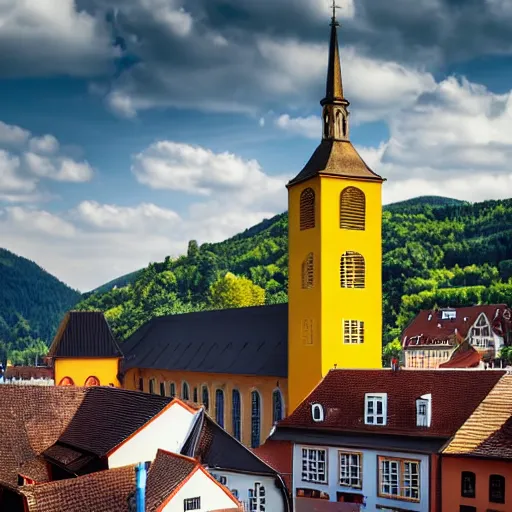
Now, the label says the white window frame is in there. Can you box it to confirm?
[339,451,362,488]
[311,403,324,422]
[301,447,327,484]
[416,394,431,427]
[378,456,420,502]
[469,313,493,348]
[364,393,387,425]
[248,482,266,511]
[343,319,365,344]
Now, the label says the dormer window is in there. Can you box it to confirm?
[441,310,456,320]
[311,403,324,422]
[416,394,432,427]
[364,393,387,425]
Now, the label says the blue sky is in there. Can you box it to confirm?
[1,0,512,291]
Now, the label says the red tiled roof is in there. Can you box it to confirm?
[4,366,53,380]
[278,369,505,438]
[252,440,293,491]
[402,304,512,348]
[439,344,482,369]
[20,465,135,512]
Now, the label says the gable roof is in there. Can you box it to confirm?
[122,304,288,377]
[44,387,172,470]
[403,304,512,348]
[183,411,277,476]
[49,311,123,358]
[145,450,197,511]
[0,385,86,487]
[278,369,505,438]
[19,465,135,512]
[287,140,383,187]
[443,375,512,459]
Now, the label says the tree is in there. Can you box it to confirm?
[383,339,403,367]
[208,272,265,309]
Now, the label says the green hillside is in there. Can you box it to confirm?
[78,196,512,345]
[0,248,81,364]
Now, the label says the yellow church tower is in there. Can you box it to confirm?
[287,8,385,412]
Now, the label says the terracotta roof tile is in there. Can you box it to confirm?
[20,465,135,512]
[145,450,197,511]
[278,369,505,438]
[252,440,293,491]
[403,304,512,348]
[443,375,512,458]
[18,457,51,484]
[439,344,482,368]
[0,385,86,487]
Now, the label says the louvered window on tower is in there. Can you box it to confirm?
[340,251,365,288]
[340,187,365,230]
[302,253,314,289]
[343,320,365,344]
[300,188,316,230]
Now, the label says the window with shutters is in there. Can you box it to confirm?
[302,253,314,289]
[251,390,261,448]
[232,389,241,441]
[343,320,364,344]
[300,188,315,230]
[340,187,365,230]
[215,389,224,428]
[340,251,365,288]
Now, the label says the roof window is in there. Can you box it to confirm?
[311,403,324,422]
[441,310,456,320]
[416,394,432,428]
[364,393,387,426]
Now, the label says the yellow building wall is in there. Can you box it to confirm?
[54,357,121,387]
[124,368,287,448]
[288,176,383,413]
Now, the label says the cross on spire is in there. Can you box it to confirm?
[331,0,340,26]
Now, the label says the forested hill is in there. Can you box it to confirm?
[78,195,512,345]
[0,248,80,363]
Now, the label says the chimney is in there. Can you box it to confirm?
[135,462,147,512]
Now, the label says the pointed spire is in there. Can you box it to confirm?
[321,2,347,106]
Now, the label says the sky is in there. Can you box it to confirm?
[1,0,512,292]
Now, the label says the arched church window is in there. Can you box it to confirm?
[232,389,242,441]
[149,378,156,394]
[251,390,261,448]
[300,188,316,230]
[160,382,166,396]
[215,389,225,428]
[202,385,210,412]
[272,389,283,424]
[340,251,365,288]
[193,387,198,403]
[340,187,366,230]
[342,116,347,137]
[301,253,314,289]
[169,382,176,398]
[323,113,330,138]
[58,376,74,386]
[84,376,100,387]
[336,110,342,138]
[182,381,190,401]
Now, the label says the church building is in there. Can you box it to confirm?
[50,10,385,450]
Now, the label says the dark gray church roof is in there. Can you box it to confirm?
[121,304,288,377]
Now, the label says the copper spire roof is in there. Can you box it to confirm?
[321,6,345,106]
[288,7,384,187]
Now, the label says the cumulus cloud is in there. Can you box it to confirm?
[0,121,31,147]
[275,114,319,139]
[0,0,116,77]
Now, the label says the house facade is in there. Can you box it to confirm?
[402,305,512,368]
[267,368,507,512]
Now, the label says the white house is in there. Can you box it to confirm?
[267,368,507,512]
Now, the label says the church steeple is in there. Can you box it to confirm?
[320,4,350,142]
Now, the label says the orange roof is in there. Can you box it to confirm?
[443,375,512,458]
[439,344,482,369]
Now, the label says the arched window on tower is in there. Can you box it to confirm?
[340,187,366,230]
[323,113,330,138]
[215,389,225,428]
[342,115,347,137]
[182,381,190,401]
[232,389,242,441]
[340,251,365,288]
[169,382,176,398]
[272,389,283,424]
[251,390,261,448]
[84,376,100,387]
[336,110,342,138]
[302,253,314,289]
[300,188,316,230]
[202,385,210,412]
